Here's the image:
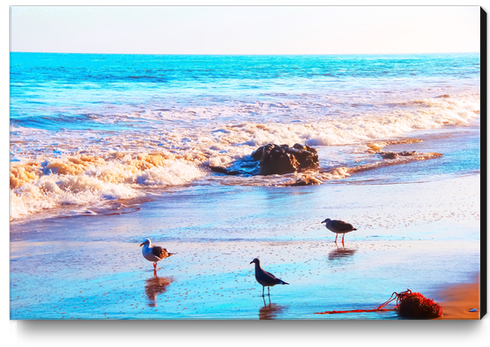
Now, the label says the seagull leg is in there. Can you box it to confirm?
[335,234,338,243]
[262,286,265,297]
[342,234,345,246]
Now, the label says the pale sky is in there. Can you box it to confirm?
[10,6,480,55]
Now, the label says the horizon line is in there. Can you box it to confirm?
[9,51,480,56]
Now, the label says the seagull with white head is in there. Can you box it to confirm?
[140,238,173,272]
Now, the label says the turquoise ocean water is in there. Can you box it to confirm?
[10,53,479,132]
[10,52,480,220]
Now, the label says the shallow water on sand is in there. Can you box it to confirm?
[10,170,480,319]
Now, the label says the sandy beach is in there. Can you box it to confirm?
[436,277,481,320]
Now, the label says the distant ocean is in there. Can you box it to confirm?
[9,52,480,221]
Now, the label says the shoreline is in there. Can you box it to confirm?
[10,121,481,225]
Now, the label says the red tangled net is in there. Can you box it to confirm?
[314,289,443,319]
[395,289,443,319]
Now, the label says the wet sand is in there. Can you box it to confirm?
[10,172,480,320]
[436,278,481,320]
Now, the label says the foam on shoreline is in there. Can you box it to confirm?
[9,91,480,221]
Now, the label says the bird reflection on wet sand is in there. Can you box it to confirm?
[259,296,287,320]
[144,275,174,307]
[328,246,357,261]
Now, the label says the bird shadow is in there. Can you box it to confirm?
[144,274,174,307]
[259,296,287,320]
[328,245,357,261]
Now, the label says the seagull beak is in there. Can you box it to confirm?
[139,243,144,247]
[321,220,325,224]
[249,261,253,264]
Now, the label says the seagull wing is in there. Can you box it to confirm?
[151,246,166,260]
[331,220,356,231]
[265,271,288,285]
[264,270,278,280]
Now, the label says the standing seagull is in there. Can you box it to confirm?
[140,239,173,272]
[321,218,357,245]
[250,258,289,297]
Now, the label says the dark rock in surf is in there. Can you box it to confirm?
[209,143,319,177]
[380,152,398,160]
[399,151,417,156]
[379,150,418,160]
[251,143,319,175]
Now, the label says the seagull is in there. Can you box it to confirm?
[321,218,357,245]
[250,258,289,297]
[140,239,173,271]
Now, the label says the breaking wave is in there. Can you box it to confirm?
[10,91,480,221]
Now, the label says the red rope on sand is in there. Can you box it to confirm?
[314,289,437,316]
[315,308,394,314]
[376,291,400,310]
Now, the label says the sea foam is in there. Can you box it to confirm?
[10,90,480,221]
